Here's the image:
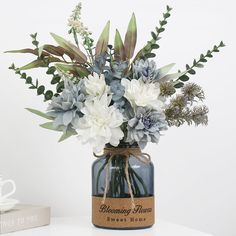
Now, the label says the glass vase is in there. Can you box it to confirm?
[92,142,154,229]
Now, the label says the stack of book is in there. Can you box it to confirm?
[0,205,50,234]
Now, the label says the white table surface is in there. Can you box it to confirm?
[8,217,213,236]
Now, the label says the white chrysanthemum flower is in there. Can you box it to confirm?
[84,73,109,98]
[121,78,164,110]
[73,95,124,153]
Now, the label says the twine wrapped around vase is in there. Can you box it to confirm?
[94,147,151,209]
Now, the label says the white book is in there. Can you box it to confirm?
[0,204,50,234]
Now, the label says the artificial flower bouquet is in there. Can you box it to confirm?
[7,3,224,229]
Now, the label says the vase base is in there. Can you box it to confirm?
[93,223,154,230]
[92,196,155,229]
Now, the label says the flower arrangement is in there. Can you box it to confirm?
[6,3,225,229]
[6,3,224,153]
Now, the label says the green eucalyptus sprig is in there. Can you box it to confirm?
[9,63,54,101]
[8,33,64,100]
[134,5,172,60]
[30,33,40,54]
[175,41,226,88]
[31,33,64,94]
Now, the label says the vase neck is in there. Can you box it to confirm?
[105,142,139,149]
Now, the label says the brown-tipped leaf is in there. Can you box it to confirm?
[114,29,126,61]
[95,21,110,57]
[50,33,87,63]
[5,48,50,57]
[43,45,65,57]
[19,57,62,70]
[124,13,137,59]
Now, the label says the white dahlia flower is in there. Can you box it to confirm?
[84,73,109,98]
[121,78,164,110]
[73,95,124,153]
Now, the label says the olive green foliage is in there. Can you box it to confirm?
[175,41,225,88]
[134,5,172,61]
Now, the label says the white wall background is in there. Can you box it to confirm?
[0,0,235,235]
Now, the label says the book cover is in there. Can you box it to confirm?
[0,204,50,234]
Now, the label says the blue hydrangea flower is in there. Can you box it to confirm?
[105,61,129,85]
[113,97,134,121]
[126,107,168,148]
[111,61,129,79]
[47,79,85,129]
[89,53,110,74]
[110,80,125,101]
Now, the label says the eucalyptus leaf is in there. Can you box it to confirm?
[26,76,32,84]
[44,90,54,100]
[151,32,157,40]
[151,44,160,49]
[51,75,61,84]
[133,6,172,62]
[179,75,189,82]
[46,66,56,75]
[174,82,184,88]
[195,63,204,68]
[56,81,64,93]
[37,85,45,95]
[188,69,196,75]
[145,53,156,58]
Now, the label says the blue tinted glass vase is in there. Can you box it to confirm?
[92,142,154,229]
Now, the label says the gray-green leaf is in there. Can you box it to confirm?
[26,108,54,120]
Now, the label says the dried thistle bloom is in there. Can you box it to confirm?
[191,105,209,126]
[170,95,188,109]
[164,98,209,127]
[68,3,91,38]
[182,83,205,101]
[160,81,176,97]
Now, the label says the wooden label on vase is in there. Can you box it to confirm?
[92,196,155,229]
